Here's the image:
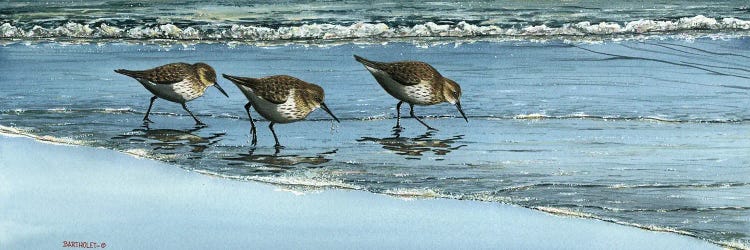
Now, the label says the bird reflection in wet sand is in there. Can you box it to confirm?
[112,126,224,154]
[357,130,465,159]
[223,148,335,173]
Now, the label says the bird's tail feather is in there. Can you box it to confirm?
[114,69,146,79]
[353,55,379,68]
[222,74,255,86]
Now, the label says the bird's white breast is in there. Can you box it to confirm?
[240,87,312,123]
[139,79,202,103]
[365,66,435,105]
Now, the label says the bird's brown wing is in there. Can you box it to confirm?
[253,75,309,104]
[224,74,305,104]
[382,61,442,86]
[356,56,441,86]
[115,63,191,85]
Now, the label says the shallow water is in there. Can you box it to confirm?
[1,39,749,246]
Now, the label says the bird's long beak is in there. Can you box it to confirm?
[456,101,468,122]
[214,82,229,97]
[320,102,340,123]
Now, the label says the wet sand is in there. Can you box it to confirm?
[0,134,719,249]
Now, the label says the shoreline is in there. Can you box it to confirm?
[0,133,722,249]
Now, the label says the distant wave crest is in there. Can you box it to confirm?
[2,15,750,42]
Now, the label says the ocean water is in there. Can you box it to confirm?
[1,1,749,248]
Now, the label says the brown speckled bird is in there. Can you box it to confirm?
[354,55,467,130]
[115,62,228,126]
[222,74,340,148]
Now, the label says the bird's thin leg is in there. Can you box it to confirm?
[181,103,205,126]
[269,122,284,149]
[409,103,437,131]
[244,102,258,146]
[143,96,157,123]
[394,101,404,129]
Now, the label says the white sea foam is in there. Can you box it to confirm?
[0,23,22,37]
[717,240,750,250]
[246,175,360,190]
[513,113,548,119]
[0,125,88,146]
[506,113,701,123]
[215,113,241,119]
[36,136,89,146]
[100,107,135,114]
[123,148,150,158]
[0,125,32,137]
[382,188,451,199]
[2,15,749,43]
[381,188,528,203]
[11,108,26,114]
[535,206,598,218]
[192,170,362,190]
[361,113,389,121]
[47,107,70,113]
[122,148,180,161]
[534,206,696,237]
[462,192,520,203]
[513,112,600,120]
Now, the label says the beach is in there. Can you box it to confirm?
[0,134,720,249]
[1,40,749,247]
[2,1,750,248]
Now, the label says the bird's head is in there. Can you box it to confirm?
[194,63,216,86]
[194,63,228,97]
[304,84,340,123]
[442,78,468,122]
[304,84,325,106]
[441,78,462,105]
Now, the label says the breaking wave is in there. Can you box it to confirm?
[2,15,750,43]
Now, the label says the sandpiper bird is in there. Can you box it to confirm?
[222,74,340,148]
[353,55,467,130]
[115,62,228,126]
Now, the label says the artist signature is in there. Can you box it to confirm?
[62,241,107,248]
